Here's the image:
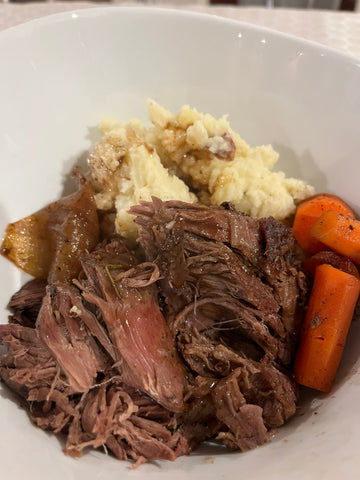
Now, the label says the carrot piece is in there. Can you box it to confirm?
[294,264,360,393]
[293,193,355,254]
[302,251,360,279]
[311,211,360,265]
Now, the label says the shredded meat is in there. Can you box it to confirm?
[7,278,47,327]
[0,199,307,466]
[131,198,306,357]
[77,237,186,413]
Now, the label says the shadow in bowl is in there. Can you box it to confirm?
[273,142,328,193]
[60,124,101,197]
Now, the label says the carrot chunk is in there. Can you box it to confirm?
[293,193,355,254]
[302,251,360,279]
[294,264,360,393]
[311,211,360,265]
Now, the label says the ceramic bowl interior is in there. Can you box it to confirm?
[1,7,360,480]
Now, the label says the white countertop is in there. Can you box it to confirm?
[1,2,360,58]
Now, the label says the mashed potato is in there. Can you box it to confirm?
[88,118,197,240]
[148,100,314,219]
[88,100,314,239]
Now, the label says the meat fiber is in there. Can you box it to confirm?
[7,278,47,327]
[130,198,303,448]
[36,283,105,392]
[77,237,186,413]
[0,236,190,465]
[0,199,307,466]
[130,198,306,362]
[0,322,190,463]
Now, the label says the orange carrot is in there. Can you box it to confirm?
[294,264,360,393]
[311,210,360,265]
[293,193,355,254]
[302,251,360,279]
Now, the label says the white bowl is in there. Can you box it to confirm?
[1,7,360,480]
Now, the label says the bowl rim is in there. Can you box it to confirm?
[1,5,360,65]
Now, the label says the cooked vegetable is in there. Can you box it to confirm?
[294,264,360,393]
[0,177,99,283]
[311,210,360,265]
[302,251,360,279]
[292,193,355,253]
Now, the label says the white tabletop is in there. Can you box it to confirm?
[1,2,360,58]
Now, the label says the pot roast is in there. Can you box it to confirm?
[0,198,307,467]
